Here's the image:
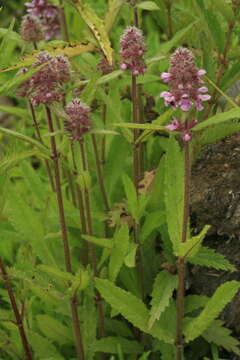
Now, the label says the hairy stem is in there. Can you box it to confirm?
[92,134,110,213]
[79,138,105,337]
[29,100,55,192]
[59,0,70,42]
[45,106,85,360]
[0,257,33,360]
[175,140,190,360]
[71,142,88,265]
[132,75,145,299]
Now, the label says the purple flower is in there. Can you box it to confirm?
[165,118,197,142]
[97,55,114,75]
[160,47,210,111]
[64,99,91,140]
[16,51,71,106]
[20,14,44,42]
[120,26,147,76]
[25,0,61,40]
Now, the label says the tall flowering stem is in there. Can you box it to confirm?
[120,26,146,299]
[0,257,33,360]
[46,106,85,360]
[161,48,210,360]
[64,98,105,337]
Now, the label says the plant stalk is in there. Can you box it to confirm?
[59,0,70,42]
[166,1,173,39]
[45,106,85,360]
[101,104,107,165]
[0,257,33,360]
[29,100,55,192]
[175,140,190,360]
[79,138,105,337]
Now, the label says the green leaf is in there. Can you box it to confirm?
[75,0,113,65]
[188,246,236,271]
[94,337,143,354]
[184,281,240,342]
[148,271,178,329]
[82,235,113,249]
[0,150,42,175]
[0,126,50,156]
[193,108,240,132]
[37,315,73,345]
[137,1,160,11]
[37,265,73,282]
[109,225,129,282]
[141,211,165,243]
[105,0,125,32]
[124,243,138,268]
[122,174,138,220]
[29,331,64,360]
[0,105,28,118]
[184,295,209,314]
[178,225,211,258]
[95,278,173,344]
[164,137,184,254]
[114,122,168,132]
[197,120,240,146]
[202,320,240,355]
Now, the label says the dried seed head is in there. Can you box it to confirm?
[120,26,147,76]
[20,14,44,42]
[64,98,91,140]
[160,47,210,111]
[25,0,61,40]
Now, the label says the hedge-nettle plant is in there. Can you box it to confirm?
[20,14,44,43]
[25,0,61,40]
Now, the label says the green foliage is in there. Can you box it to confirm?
[184,281,240,342]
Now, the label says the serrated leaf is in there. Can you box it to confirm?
[137,1,160,11]
[95,278,173,343]
[202,320,240,355]
[29,331,64,359]
[178,225,211,258]
[82,235,113,249]
[197,120,240,146]
[94,336,143,354]
[37,315,73,345]
[193,108,240,132]
[0,150,42,175]
[184,281,240,342]
[75,0,113,65]
[114,122,168,132]
[124,243,138,268]
[0,41,95,72]
[184,295,209,314]
[148,271,178,329]
[141,211,165,243]
[188,246,236,271]
[164,137,184,254]
[37,265,73,282]
[109,225,129,282]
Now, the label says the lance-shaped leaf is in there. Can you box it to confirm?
[109,225,129,282]
[74,0,113,65]
[148,270,178,329]
[105,0,125,32]
[95,278,173,344]
[177,225,211,258]
[193,107,240,132]
[184,281,240,342]
[164,137,184,254]
[0,41,95,72]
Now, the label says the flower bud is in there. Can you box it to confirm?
[64,99,91,140]
[20,14,44,42]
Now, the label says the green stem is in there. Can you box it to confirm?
[175,140,190,360]
[79,138,105,337]
[29,100,55,192]
[101,103,107,165]
[166,1,173,39]
[0,257,33,360]
[45,106,85,360]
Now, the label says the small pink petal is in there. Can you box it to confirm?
[133,70,139,76]
[160,91,172,98]
[166,124,178,131]
[198,86,208,93]
[198,69,206,76]
[199,94,211,101]
[161,72,171,82]
[182,132,192,142]
[196,103,204,111]
[120,63,127,70]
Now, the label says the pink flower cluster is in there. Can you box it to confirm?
[17,52,71,106]
[25,0,61,40]
[166,118,197,142]
[20,14,44,42]
[64,99,91,140]
[120,26,147,76]
[160,47,210,112]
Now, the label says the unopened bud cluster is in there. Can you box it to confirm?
[97,56,114,75]
[64,99,91,140]
[120,26,147,76]
[25,0,61,40]
[20,14,44,42]
[161,47,211,141]
[17,52,71,106]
